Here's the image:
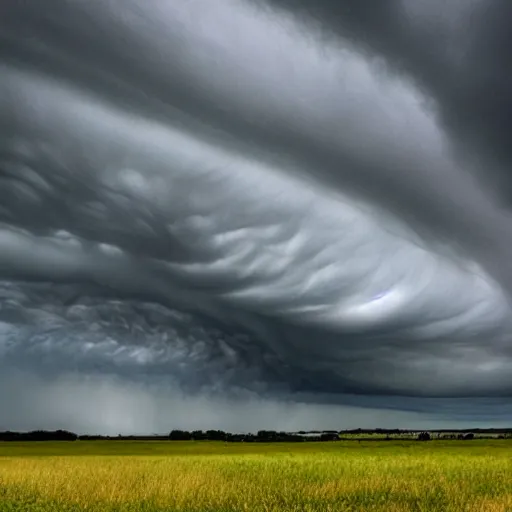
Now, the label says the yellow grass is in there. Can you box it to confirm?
[1,440,512,511]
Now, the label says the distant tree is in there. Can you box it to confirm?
[226,434,246,442]
[320,433,339,441]
[256,430,277,442]
[191,430,206,440]
[169,430,192,441]
[417,432,431,441]
[205,430,226,441]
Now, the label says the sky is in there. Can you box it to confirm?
[0,0,511,435]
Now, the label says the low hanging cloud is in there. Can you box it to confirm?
[0,0,511,434]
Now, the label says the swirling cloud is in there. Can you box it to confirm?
[0,0,511,433]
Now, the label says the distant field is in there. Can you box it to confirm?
[1,440,512,511]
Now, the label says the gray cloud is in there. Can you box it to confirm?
[265,0,512,200]
[0,0,511,433]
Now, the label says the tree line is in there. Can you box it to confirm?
[0,429,503,442]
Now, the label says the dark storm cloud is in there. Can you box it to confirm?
[1,0,512,433]
[266,0,512,199]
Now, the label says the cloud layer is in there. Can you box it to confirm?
[1,0,512,433]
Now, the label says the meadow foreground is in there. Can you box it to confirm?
[1,440,511,511]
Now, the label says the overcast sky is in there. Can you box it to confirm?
[0,0,512,434]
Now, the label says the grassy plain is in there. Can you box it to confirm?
[1,439,512,511]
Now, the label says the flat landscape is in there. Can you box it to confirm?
[1,439,512,511]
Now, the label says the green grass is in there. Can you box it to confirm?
[1,440,512,511]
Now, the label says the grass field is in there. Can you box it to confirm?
[1,440,512,511]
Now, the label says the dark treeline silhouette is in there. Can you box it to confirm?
[169,429,339,442]
[0,430,78,441]
[0,428,510,442]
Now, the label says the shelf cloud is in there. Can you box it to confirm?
[1,0,511,434]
